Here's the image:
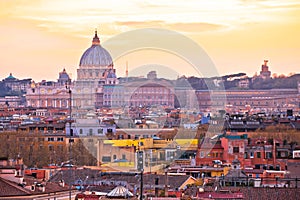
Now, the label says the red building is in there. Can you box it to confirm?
[244,138,288,171]
[196,139,224,166]
[220,134,248,167]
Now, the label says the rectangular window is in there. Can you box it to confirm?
[102,156,111,162]
[266,152,272,159]
[233,147,239,153]
[200,151,204,158]
[250,152,254,158]
[254,164,260,169]
[257,152,261,158]
[48,145,54,151]
[98,129,103,134]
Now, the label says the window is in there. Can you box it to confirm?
[102,156,111,162]
[70,129,74,137]
[48,145,54,151]
[263,165,267,170]
[266,152,272,159]
[200,151,204,158]
[255,164,260,169]
[250,152,254,158]
[113,155,117,160]
[80,129,83,134]
[233,147,239,153]
[98,129,103,134]
[89,129,93,135]
[57,137,64,142]
[48,137,54,142]
[257,152,261,158]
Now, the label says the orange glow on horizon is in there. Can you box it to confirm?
[0,0,300,81]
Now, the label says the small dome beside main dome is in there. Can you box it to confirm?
[79,31,113,67]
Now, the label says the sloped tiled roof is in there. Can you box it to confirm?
[0,178,30,197]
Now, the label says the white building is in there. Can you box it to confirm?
[72,31,118,117]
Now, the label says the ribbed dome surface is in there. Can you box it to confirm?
[107,186,133,197]
[79,45,113,67]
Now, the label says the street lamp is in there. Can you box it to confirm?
[137,150,144,200]
[65,80,73,200]
[221,174,224,187]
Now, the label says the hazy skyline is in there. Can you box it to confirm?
[1,0,300,81]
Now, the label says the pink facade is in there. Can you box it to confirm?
[128,82,174,108]
[220,135,247,167]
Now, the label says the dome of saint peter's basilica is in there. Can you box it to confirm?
[79,30,113,67]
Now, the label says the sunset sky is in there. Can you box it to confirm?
[1,0,300,81]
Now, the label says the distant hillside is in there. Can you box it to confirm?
[251,74,300,89]
[176,73,300,90]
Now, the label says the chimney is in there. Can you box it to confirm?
[31,185,35,191]
[37,185,45,192]
[264,60,268,66]
[59,180,65,187]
